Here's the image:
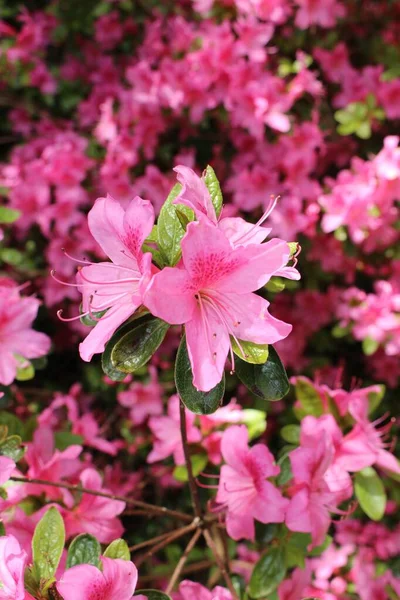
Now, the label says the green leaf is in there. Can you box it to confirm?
[101,336,128,382]
[103,538,130,561]
[235,346,289,402]
[308,534,332,557]
[0,206,21,224]
[265,278,286,293]
[174,335,225,414]
[280,425,300,445]
[355,467,387,521]
[362,337,379,356]
[175,207,193,231]
[241,409,267,440]
[66,534,101,569]
[15,362,35,382]
[284,532,309,569]
[32,507,65,582]
[173,453,208,482]
[80,305,107,327]
[276,454,292,486]
[0,521,5,535]
[249,547,286,598]
[142,225,165,268]
[231,338,269,365]
[134,591,172,600]
[157,184,193,266]
[110,317,169,374]
[0,434,25,461]
[0,412,24,437]
[356,121,372,139]
[293,378,324,418]
[368,385,385,414]
[55,432,84,451]
[203,165,223,217]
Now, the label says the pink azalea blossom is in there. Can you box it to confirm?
[148,395,201,466]
[0,283,50,386]
[145,219,293,391]
[25,427,82,507]
[57,557,138,600]
[286,436,342,548]
[63,468,125,543]
[61,194,156,362]
[216,425,288,541]
[0,457,15,486]
[278,563,311,600]
[0,534,34,600]
[177,580,233,600]
[118,366,163,425]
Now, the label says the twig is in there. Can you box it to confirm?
[203,529,239,600]
[129,527,185,552]
[10,476,192,523]
[179,399,202,518]
[135,518,200,567]
[165,528,202,593]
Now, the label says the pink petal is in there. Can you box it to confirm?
[0,351,18,385]
[252,480,288,523]
[376,449,400,475]
[336,428,376,472]
[220,425,249,468]
[144,267,196,325]
[228,292,292,345]
[122,196,155,260]
[173,165,217,224]
[101,557,138,599]
[79,303,136,362]
[286,488,312,533]
[185,302,230,392]
[0,456,15,486]
[249,444,280,478]
[7,330,50,359]
[226,511,255,541]
[56,564,105,600]
[218,216,271,246]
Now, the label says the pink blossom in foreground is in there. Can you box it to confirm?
[60,194,155,362]
[145,219,293,391]
[0,534,33,600]
[0,457,15,486]
[63,468,125,543]
[0,283,50,386]
[176,580,232,600]
[148,395,201,466]
[57,557,138,600]
[216,425,288,541]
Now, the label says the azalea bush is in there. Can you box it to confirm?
[0,1,399,599]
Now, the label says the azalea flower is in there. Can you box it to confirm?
[54,194,155,362]
[177,580,233,600]
[0,456,15,486]
[147,395,201,465]
[286,436,343,547]
[0,534,34,600]
[216,425,288,541]
[0,282,50,386]
[145,219,292,391]
[63,468,125,543]
[57,557,138,600]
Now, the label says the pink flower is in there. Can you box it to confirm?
[62,194,155,362]
[286,436,341,548]
[177,580,232,600]
[0,284,50,386]
[24,427,82,506]
[145,219,292,391]
[216,425,288,541]
[0,534,33,600]
[278,563,311,600]
[118,366,163,425]
[294,0,346,29]
[0,457,15,486]
[57,557,138,600]
[63,469,125,543]
[148,395,201,466]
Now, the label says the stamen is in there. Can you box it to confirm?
[61,248,96,265]
[234,195,280,245]
[57,309,89,322]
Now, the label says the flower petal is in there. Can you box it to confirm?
[122,196,155,261]
[144,267,196,325]
[173,165,217,224]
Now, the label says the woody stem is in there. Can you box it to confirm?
[9,476,192,523]
[203,529,239,600]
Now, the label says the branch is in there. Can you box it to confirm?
[179,399,202,518]
[203,529,239,600]
[135,518,200,567]
[165,528,202,593]
[10,476,192,523]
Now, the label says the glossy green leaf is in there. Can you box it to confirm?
[66,534,101,569]
[355,467,387,521]
[32,507,65,582]
[175,335,225,414]
[173,453,208,482]
[80,305,107,327]
[203,165,223,217]
[104,538,130,561]
[231,338,269,365]
[54,432,84,451]
[157,184,193,266]
[0,412,24,437]
[362,337,379,356]
[235,346,289,402]
[0,434,25,461]
[249,547,286,598]
[110,317,169,374]
[367,385,385,414]
[134,591,171,600]
[142,225,164,268]
[241,409,267,440]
